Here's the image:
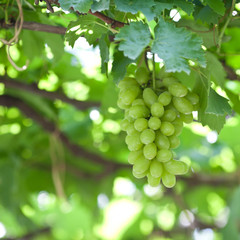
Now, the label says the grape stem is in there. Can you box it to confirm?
[152,53,156,90]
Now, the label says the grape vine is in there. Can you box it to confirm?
[118,67,199,188]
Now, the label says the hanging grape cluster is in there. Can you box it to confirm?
[118,67,199,188]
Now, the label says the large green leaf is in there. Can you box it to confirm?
[91,0,110,12]
[66,15,108,46]
[115,22,151,60]
[58,0,93,13]
[205,0,225,16]
[205,88,232,116]
[114,0,155,21]
[152,19,206,73]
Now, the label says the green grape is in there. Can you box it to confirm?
[168,82,188,97]
[119,86,140,105]
[151,102,164,118]
[118,77,139,89]
[129,105,150,119]
[162,171,176,188]
[132,99,145,106]
[133,155,151,174]
[172,97,193,114]
[193,102,200,111]
[134,118,148,132]
[148,117,161,130]
[168,134,180,149]
[162,77,178,87]
[164,160,189,175]
[171,118,183,136]
[117,99,130,110]
[135,67,149,85]
[126,124,136,135]
[124,109,135,123]
[162,109,177,122]
[128,149,142,165]
[150,160,163,178]
[155,133,170,149]
[185,92,199,105]
[120,119,130,131]
[156,149,173,162]
[180,113,193,124]
[125,132,143,151]
[132,169,148,179]
[158,91,172,106]
[160,121,175,136]
[140,129,155,144]
[143,88,158,107]
[147,173,161,187]
[143,143,157,160]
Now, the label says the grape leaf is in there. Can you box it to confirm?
[114,0,155,21]
[115,22,151,60]
[152,19,206,73]
[112,51,134,84]
[205,0,225,16]
[205,88,232,116]
[58,0,93,13]
[200,113,226,133]
[206,52,225,88]
[153,0,194,16]
[91,0,110,12]
[99,35,109,74]
[66,15,108,46]
[193,5,220,24]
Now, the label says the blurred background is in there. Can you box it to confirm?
[0,1,240,240]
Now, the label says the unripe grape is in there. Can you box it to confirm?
[143,143,157,160]
[162,171,176,188]
[132,99,145,106]
[132,169,148,179]
[128,150,142,165]
[180,113,193,124]
[135,67,149,85]
[119,86,140,105]
[162,77,178,87]
[117,99,130,110]
[156,149,173,162]
[162,109,177,122]
[155,133,170,149]
[148,117,161,130]
[151,102,164,118]
[129,105,150,119]
[164,160,189,175]
[193,102,200,111]
[147,173,161,187]
[158,91,172,106]
[124,109,135,123]
[168,82,188,97]
[185,92,199,105]
[140,129,155,144]
[160,121,175,136]
[171,118,183,136]
[125,132,143,151]
[134,118,148,132]
[126,124,136,135]
[168,134,180,149]
[172,97,193,114]
[143,88,158,107]
[133,155,151,174]
[118,77,138,89]
[150,160,163,178]
[120,119,130,131]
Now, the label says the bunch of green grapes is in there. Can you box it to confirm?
[118,67,199,188]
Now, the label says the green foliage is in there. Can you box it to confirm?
[0,0,240,239]
[152,19,206,73]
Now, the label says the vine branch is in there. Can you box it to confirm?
[0,76,100,110]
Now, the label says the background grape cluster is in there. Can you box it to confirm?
[118,68,200,188]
